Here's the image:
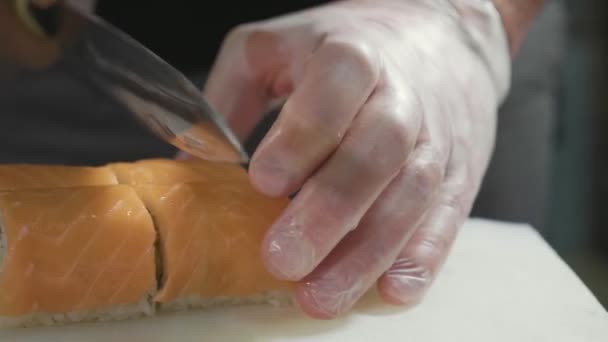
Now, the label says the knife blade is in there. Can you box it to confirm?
[1,0,249,164]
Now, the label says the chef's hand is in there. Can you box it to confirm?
[204,0,513,319]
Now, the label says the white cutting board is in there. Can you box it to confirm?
[2,219,607,342]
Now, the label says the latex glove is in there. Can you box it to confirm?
[204,0,511,318]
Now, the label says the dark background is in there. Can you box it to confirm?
[96,1,328,73]
[557,0,608,306]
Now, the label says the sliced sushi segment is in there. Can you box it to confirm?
[134,182,295,310]
[0,164,118,191]
[109,158,249,186]
[0,185,157,327]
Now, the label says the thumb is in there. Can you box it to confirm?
[203,25,292,142]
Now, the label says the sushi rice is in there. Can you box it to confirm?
[0,295,155,328]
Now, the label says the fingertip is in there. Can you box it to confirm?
[294,284,339,320]
[376,270,430,306]
[377,278,413,306]
[376,278,407,305]
[261,226,316,281]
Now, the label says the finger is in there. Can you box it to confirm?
[249,38,380,197]
[377,143,478,305]
[295,144,446,319]
[261,86,422,281]
[203,25,286,141]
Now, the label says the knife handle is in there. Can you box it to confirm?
[12,0,62,38]
[0,0,63,69]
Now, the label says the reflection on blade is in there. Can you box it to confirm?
[172,123,247,164]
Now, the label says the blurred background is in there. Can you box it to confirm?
[0,0,605,307]
[546,0,607,309]
[473,0,607,308]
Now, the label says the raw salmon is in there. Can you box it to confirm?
[110,159,249,186]
[134,182,294,306]
[0,164,117,191]
[0,185,156,321]
[0,158,293,326]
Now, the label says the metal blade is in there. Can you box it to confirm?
[0,0,249,164]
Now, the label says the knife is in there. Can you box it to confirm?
[0,0,249,164]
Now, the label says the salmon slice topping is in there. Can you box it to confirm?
[0,185,156,316]
[0,165,117,191]
[135,182,294,303]
[110,159,249,186]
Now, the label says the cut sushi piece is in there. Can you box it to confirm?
[0,164,118,191]
[109,159,249,186]
[134,182,295,311]
[0,185,157,327]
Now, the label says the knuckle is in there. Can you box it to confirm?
[410,156,443,198]
[380,97,422,156]
[320,39,378,83]
[365,117,417,172]
[387,119,415,153]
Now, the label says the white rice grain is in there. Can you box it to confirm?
[159,291,294,312]
[0,293,156,328]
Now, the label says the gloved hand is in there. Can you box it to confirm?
[204,0,511,318]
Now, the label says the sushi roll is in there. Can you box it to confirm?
[0,158,294,328]
[135,182,295,311]
[0,185,157,327]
